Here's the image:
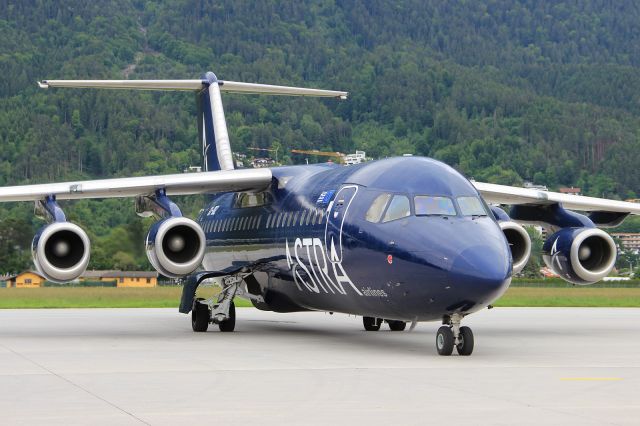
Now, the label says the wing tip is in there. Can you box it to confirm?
[37,81,49,89]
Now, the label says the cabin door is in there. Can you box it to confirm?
[324,185,358,263]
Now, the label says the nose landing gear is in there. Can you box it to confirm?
[436,313,474,356]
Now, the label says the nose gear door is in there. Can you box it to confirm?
[324,185,358,263]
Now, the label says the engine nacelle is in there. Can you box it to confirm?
[145,217,206,278]
[32,222,91,282]
[498,221,531,274]
[543,227,617,285]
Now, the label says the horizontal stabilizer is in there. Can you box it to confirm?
[38,79,348,99]
[219,81,347,99]
[38,79,204,91]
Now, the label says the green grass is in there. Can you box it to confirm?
[0,287,252,309]
[494,287,640,307]
[1,286,640,309]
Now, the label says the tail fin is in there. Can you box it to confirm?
[39,72,347,172]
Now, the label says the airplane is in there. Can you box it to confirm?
[2,71,638,355]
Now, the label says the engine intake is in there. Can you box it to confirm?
[146,217,206,278]
[498,221,531,274]
[32,222,91,282]
[543,227,616,285]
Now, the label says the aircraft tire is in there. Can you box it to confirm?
[192,298,210,332]
[218,301,236,332]
[363,316,381,331]
[456,326,474,356]
[436,326,454,356]
[387,320,407,331]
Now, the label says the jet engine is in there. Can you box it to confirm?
[542,227,616,285]
[498,221,531,274]
[32,222,91,282]
[145,217,206,278]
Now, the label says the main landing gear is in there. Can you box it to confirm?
[436,313,474,356]
[191,276,240,333]
[362,317,407,331]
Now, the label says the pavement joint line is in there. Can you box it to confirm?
[0,341,151,425]
[560,377,623,381]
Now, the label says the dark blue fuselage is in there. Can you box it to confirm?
[196,157,512,322]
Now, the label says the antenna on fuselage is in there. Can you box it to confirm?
[38,73,348,172]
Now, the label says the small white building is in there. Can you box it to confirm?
[344,151,366,165]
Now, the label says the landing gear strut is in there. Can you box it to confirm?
[191,275,240,333]
[436,313,474,356]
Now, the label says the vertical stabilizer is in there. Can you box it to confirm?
[198,72,234,171]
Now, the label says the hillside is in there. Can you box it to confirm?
[1,0,640,271]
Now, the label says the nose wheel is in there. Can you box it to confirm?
[436,314,474,356]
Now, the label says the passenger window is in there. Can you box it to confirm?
[415,196,457,216]
[292,211,299,226]
[317,211,324,224]
[366,193,392,223]
[266,214,272,228]
[457,196,487,216]
[300,210,307,226]
[256,216,262,228]
[234,192,272,208]
[382,195,411,223]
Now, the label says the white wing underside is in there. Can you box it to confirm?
[474,181,640,215]
[0,168,272,202]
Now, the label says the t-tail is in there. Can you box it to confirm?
[38,72,347,172]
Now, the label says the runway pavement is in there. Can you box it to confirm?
[0,307,639,425]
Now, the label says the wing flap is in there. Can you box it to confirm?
[0,168,272,202]
[474,181,640,215]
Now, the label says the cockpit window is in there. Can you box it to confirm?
[457,196,487,216]
[365,193,392,223]
[414,196,456,216]
[382,195,411,223]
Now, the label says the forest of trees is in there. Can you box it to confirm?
[1,0,640,273]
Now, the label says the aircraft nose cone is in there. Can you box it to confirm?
[449,244,512,302]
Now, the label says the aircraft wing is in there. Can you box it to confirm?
[0,168,272,202]
[473,181,640,215]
